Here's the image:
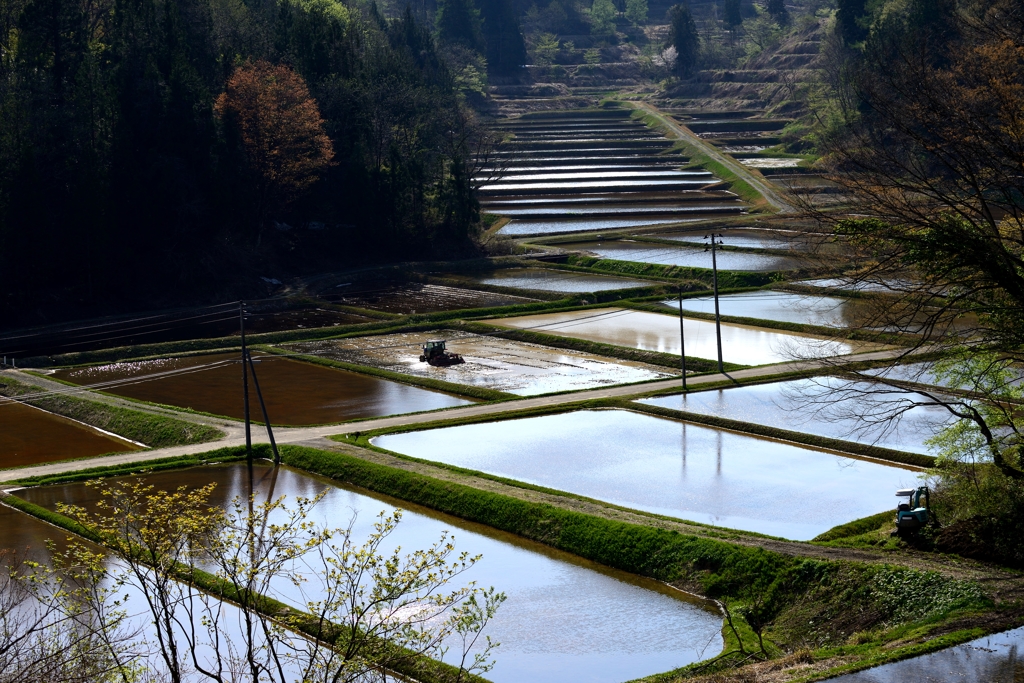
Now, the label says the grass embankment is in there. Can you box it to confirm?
[0,377,223,447]
[629,401,935,470]
[6,444,1016,682]
[624,299,907,346]
[279,445,1002,680]
[627,108,772,211]
[459,320,746,374]
[562,254,781,289]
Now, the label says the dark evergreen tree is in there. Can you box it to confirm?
[723,0,741,27]
[479,0,527,76]
[667,3,698,76]
[763,0,787,24]
[835,0,867,44]
[436,0,484,51]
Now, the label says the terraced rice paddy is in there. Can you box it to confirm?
[479,110,746,236]
[287,331,674,395]
[448,267,658,293]
[652,229,816,251]
[51,352,473,425]
[664,290,862,327]
[374,410,920,539]
[19,463,725,683]
[640,377,954,454]
[567,240,803,271]
[487,308,880,365]
[0,400,140,468]
[318,281,537,313]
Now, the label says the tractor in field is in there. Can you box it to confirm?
[419,340,464,367]
[893,486,932,537]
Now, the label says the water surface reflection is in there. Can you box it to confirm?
[17,463,724,683]
[640,377,954,454]
[374,410,919,539]
[487,308,879,365]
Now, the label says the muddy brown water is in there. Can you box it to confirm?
[640,377,954,455]
[51,352,474,426]
[288,331,674,396]
[0,400,140,468]
[374,409,921,540]
[487,308,883,365]
[15,463,725,683]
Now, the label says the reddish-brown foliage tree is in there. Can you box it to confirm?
[215,60,334,238]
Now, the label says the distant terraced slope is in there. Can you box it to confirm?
[476,109,747,237]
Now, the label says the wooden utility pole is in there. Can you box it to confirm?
[678,287,687,391]
[706,233,725,374]
[246,351,280,465]
[240,302,252,465]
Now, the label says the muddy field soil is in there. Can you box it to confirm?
[0,400,140,468]
[287,331,674,395]
[51,352,473,425]
[317,282,538,314]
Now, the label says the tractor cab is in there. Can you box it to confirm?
[894,486,930,536]
[419,340,465,367]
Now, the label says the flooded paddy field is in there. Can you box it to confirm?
[480,110,745,237]
[51,352,473,425]
[374,409,919,539]
[499,215,733,235]
[287,331,674,396]
[663,290,862,327]
[650,229,817,251]
[316,281,538,314]
[828,626,1024,682]
[16,462,725,683]
[640,377,955,454]
[566,240,803,271]
[0,399,141,468]
[445,267,660,293]
[486,308,880,365]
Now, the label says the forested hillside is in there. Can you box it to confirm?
[0,0,488,322]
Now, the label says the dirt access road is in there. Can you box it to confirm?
[3,346,1023,588]
[0,345,919,482]
[631,101,797,214]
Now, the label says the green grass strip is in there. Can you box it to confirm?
[630,401,935,469]
[812,510,894,544]
[459,320,745,374]
[563,254,783,288]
